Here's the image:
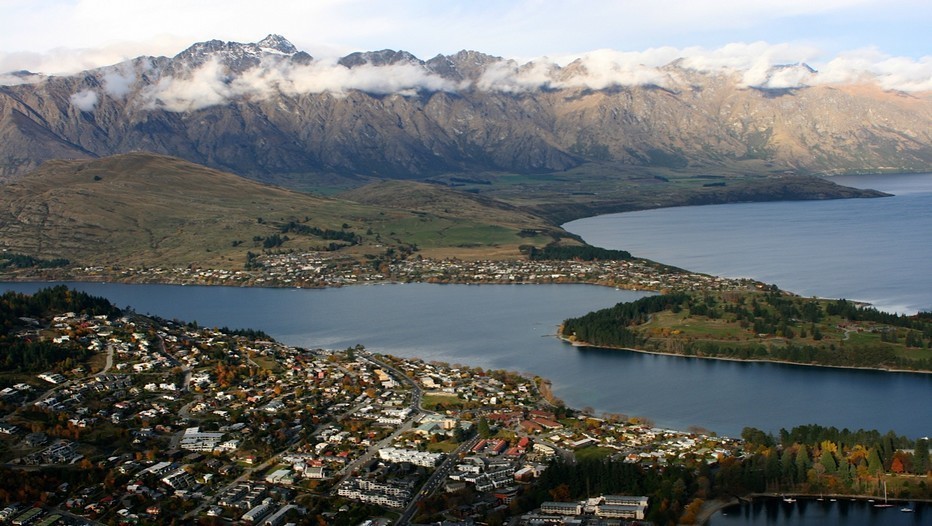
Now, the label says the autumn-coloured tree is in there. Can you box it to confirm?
[548,483,571,502]
[891,456,905,474]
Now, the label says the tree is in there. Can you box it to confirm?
[820,449,838,474]
[742,427,774,449]
[891,456,905,474]
[795,445,811,482]
[914,439,929,475]
[781,448,796,483]
[867,448,884,475]
[549,483,571,502]
[478,417,491,439]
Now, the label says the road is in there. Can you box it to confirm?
[183,350,431,522]
[395,435,481,526]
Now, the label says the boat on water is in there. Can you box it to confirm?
[873,480,895,508]
[782,496,796,504]
[900,507,914,512]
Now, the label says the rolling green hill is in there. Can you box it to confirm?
[0,153,572,270]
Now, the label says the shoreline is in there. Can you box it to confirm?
[558,335,932,375]
[702,494,932,525]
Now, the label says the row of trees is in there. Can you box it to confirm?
[524,244,632,261]
[0,253,70,269]
[279,221,360,244]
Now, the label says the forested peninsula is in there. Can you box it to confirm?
[560,288,932,372]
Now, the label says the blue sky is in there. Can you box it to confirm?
[0,0,929,76]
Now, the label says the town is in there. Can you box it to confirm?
[0,296,744,525]
[10,251,761,294]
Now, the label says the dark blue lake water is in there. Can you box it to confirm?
[709,498,926,526]
[564,173,932,314]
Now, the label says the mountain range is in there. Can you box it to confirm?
[1,35,930,185]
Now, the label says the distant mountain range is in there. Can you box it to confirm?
[1,35,930,184]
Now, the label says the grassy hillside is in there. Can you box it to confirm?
[0,153,572,270]
[339,180,576,258]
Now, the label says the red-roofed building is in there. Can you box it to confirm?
[520,420,543,433]
[529,409,556,420]
[531,418,563,430]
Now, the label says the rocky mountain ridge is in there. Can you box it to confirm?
[0,35,929,182]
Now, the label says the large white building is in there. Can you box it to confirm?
[179,427,226,451]
[540,495,649,520]
[378,447,444,468]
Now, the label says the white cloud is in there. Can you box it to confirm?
[815,50,932,92]
[101,60,148,98]
[0,36,189,76]
[141,59,235,112]
[140,55,462,112]
[70,89,98,111]
[40,38,929,112]
[0,71,44,86]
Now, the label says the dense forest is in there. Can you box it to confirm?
[561,292,691,347]
[561,290,932,371]
[0,286,121,372]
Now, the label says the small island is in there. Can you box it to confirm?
[560,288,932,373]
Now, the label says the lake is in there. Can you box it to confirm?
[2,281,930,439]
[709,498,926,526]
[564,173,932,315]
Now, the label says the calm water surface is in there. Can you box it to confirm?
[564,173,932,314]
[709,498,927,526]
[2,282,930,439]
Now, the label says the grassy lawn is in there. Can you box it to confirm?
[383,218,519,248]
[85,351,108,374]
[422,393,464,409]
[250,355,282,373]
[844,332,883,345]
[426,441,460,453]
[893,346,932,362]
[647,311,751,340]
[574,446,614,462]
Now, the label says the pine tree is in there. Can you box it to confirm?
[867,448,884,475]
[795,445,811,482]
[820,449,838,474]
[914,439,929,474]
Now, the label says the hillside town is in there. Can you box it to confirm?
[0,302,742,525]
[4,251,761,295]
